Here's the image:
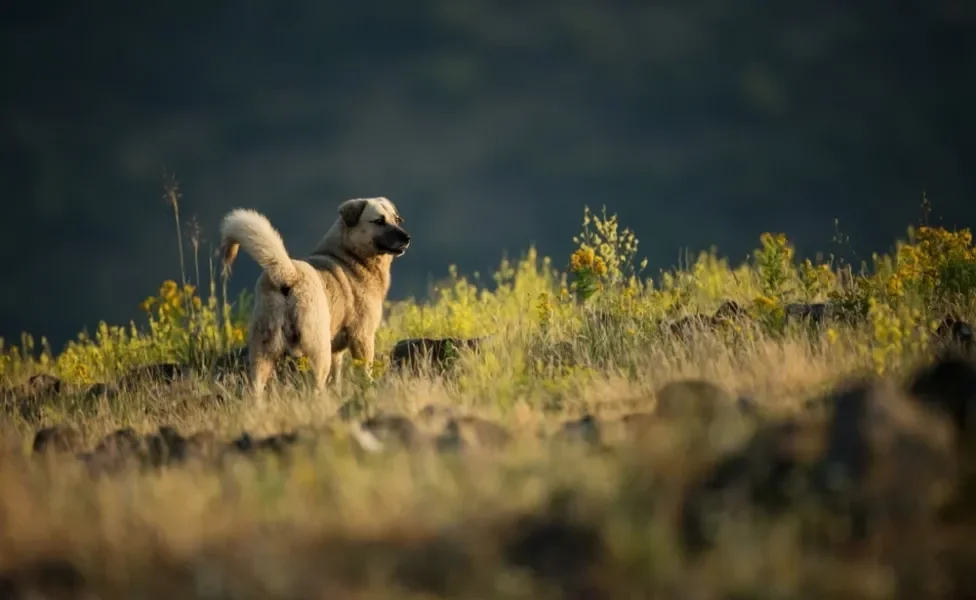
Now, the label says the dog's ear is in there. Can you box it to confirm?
[339,198,368,227]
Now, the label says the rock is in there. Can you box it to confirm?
[32,425,85,456]
[142,425,190,467]
[679,417,819,556]
[810,378,957,596]
[116,362,188,388]
[209,346,305,383]
[357,412,423,451]
[226,430,307,458]
[389,337,485,375]
[553,414,602,447]
[335,398,369,421]
[80,426,198,473]
[79,427,146,475]
[502,489,607,598]
[784,302,836,326]
[809,379,957,542]
[934,314,974,356]
[908,354,976,438]
[667,300,749,337]
[679,375,958,589]
[79,381,117,400]
[184,430,220,460]
[25,373,63,396]
[94,427,141,455]
[416,403,458,423]
[435,416,511,453]
[713,300,746,320]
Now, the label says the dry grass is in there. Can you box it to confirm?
[2,197,976,598]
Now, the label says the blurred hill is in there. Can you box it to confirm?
[2,0,975,349]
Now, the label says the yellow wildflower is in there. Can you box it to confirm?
[592,256,608,277]
[160,280,179,300]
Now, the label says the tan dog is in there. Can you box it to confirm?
[220,197,410,402]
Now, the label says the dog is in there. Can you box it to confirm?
[220,197,411,402]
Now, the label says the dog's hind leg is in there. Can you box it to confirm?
[327,352,344,394]
[302,330,332,397]
[248,316,285,405]
[250,353,276,405]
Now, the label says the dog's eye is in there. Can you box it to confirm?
[372,217,386,225]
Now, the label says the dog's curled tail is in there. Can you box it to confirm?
[220,208,299,288]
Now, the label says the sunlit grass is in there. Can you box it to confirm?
[1,186,974,598]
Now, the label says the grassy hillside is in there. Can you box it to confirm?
[1,197,975,599]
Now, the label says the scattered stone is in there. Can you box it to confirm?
[184,430,220,460]
[667,314,713,337]
[227,430,303,458]
[908,354,976,437]
[335,398,369,421]
[208,346,305,384]
[935,314,974,355]
[142,425,190,467]
[713,300,746,320]
[416,403,458,423]
[553,414,602,447]
[389,337,485,374]
[680,376,958,569]
[666,300,748,337]
[79,381,116,400]
[78,427,145,475]
[809,378,957,544]
[32,425,85,456]
[784,302,836,326]
[24,373,63,397]
[358,412,423,451]
[678,417,823,556]
[436,415,511,453]
[502,489,606,598]
[94,427,142,455]
[117,362,188,388]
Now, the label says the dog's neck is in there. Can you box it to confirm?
[310,219,343,256]
[310,219,393,290]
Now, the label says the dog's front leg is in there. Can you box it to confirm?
[349,337,376,383]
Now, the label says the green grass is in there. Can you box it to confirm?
[1,189,975,599]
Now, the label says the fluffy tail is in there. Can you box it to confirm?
[220,208,299,288]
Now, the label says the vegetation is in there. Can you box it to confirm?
[1,189,975,598]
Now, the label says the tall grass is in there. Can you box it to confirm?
[0,183,974,598]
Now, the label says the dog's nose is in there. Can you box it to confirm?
[402,232,411,243]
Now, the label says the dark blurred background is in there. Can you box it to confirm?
[2,1,975,350]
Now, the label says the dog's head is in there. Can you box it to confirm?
[338,197,411,258]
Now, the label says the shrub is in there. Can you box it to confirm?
[3,196,976,393]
